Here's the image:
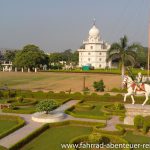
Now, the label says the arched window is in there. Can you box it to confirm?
[91,46,93,49]
[88,58,90,61]
[99,52,102,55]
[99,58,101,61]
[88,52,91,55]
[99,64,101,68]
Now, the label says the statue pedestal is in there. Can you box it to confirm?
[124,104,150,125]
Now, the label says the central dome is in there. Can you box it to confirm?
[89,25,100,37]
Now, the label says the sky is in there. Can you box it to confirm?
[0,0,150,52]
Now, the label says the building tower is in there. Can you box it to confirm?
[78,22,112,69]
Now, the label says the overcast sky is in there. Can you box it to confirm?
[0,0,150,52]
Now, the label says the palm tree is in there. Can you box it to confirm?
[107,35,140,88]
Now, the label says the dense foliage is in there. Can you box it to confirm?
[93,80,105,91]
[13,44,49,69]
[36,100,58,114]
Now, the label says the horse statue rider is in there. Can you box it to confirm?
[134,72,144,93]
[123,71,149,106]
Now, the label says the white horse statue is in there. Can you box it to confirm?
[123,75,150,106]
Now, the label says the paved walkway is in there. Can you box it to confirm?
[0,100,123,149]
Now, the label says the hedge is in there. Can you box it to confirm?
[9,123,49,150]
[65,107,110,120]
[13,98,38,106]
[93,124,125,136]
[10,90,147,104]
[134,115,144,129]
[69,133,130,150]
[9,120,105,150]
[2,108,35,114]
[103,104,125,116]
[143,116,150,133]
[75,104,95,111]
[0,115,25,139]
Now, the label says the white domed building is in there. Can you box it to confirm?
[78,23,112,69]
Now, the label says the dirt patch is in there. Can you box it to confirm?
[0,72,121,92]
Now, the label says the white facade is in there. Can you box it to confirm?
[2,61,12,72]
[78,24,111,69]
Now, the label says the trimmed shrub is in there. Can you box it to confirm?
[114,103,124,110]
[110,88,127,93]
[93,80,105,92]
[143,116,150,133]
[88,133,102,143]
[103,93,111,97]
[134,115,144,129]
[70,92,83,100]
[115,93,123,98]
[16,96,24,103]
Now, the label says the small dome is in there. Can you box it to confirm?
[89,25,100,37]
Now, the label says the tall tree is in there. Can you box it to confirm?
[4,50,18,62]
[14,44,49,70]
[107,36,140,88]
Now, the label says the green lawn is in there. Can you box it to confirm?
[0,120,18,134]
[123,131,150,150]
[21,125,92,150]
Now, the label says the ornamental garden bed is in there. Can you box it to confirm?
[10,121,150,150]
[1,97,71,114]
[0,115,25,139]
[65,101,112,120]
[9,120,105,150]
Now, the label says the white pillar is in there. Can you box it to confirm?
[28,68,30,72]
[21,68,24,72]
[3,67,4,72]
[35,68,37,72]
[15,67,17,72]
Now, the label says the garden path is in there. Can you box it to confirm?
[0,100,122,148]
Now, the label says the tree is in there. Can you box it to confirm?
[93,80,105,92]
[49,53,62,64]
[135,47,147,68]
[107,36,140,88]
[14,44,49,69]
[4,50,18,62]
[36,100,58,114]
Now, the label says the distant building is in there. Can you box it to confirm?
[78,22,112,69]
[2,61,12,72]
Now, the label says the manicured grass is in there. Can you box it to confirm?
[68,101,111,119]
[0,120,18,134]
[21,125,92,150]
[123,131,150,150]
